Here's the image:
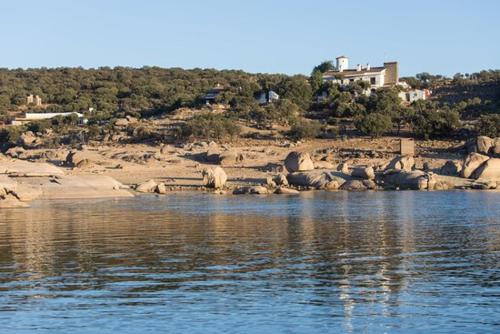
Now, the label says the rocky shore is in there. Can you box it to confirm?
[1,135,499,208]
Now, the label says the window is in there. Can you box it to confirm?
[370,77,376,85]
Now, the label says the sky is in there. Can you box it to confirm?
[0,0,499,76]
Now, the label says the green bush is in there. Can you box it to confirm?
[411,108,460,139]
[288,120,323,140]
[477,114,500,137]
[354,113,392,137]
[180,114,241,141]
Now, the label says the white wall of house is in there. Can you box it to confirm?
[25,112,84,120]
[324,71,385,88]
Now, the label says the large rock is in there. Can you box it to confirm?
[205,147,221,164]
[284,151,314,173]
[219,151,244,166]
[470,158,500,180]
[18,131,43,149]
[337,162,350,175]
[5,147,27,159]
[382,170,431,190]
[386,155,415,172]
[202,167,227,189]
[476,136,494,155]
[66,151,92,168]
[351,166,375,180]
[340,180,367,191]
[314,161,335,169]
[233,186,269,195]
[461,153,490,178]
[136,179,158,193]
[274,187,300,195]
[287,170,347,189]
[440,160,462,176]
[493,138,500,156]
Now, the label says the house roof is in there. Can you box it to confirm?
[323,67,386,78]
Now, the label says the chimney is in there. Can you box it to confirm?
[366,63,371,71]
[356,64,362,71]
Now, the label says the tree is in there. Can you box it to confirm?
[354,113,392,137]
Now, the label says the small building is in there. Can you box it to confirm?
[202,84,226,105]
[400,138,415,157]
[398,89,431,104]
[322,56,399,89]
[26,94,42,106]
[256,90,279,105]
[11,112,84,126]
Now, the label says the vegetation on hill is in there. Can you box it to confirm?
[0,65,498,147]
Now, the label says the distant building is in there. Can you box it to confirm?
[11,112,84,126]
[34,95,42,106]
[256,90,279,105]
[26,94,42,106]
[398,89,432,104]
[322,56,399,89]
[202,84,225,105]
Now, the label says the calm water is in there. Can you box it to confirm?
[0,191,499,334]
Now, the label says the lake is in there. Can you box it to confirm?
[0,191,499,333]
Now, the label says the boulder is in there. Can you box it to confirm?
[233,186,269,195]
[287,170,347,189]
[493,138,500,156]
[136,179,158,193]
[5,147,27,159]
[266,174,288,188]
[274,187,300,195]
[219,151,244,166]
[351,166,375,180]
[202,167,227,189]
[18,131,43,149]
[382,170,430,190]
[337,162,350,175]
[386,155,415,172]
[156,183,168,194]
[476,136,494,155]
[440,160,462,176]
[284,151,315,173]
[66,151,92,168]
[461,153,490,178]
[470,158,500,180]
[340,180,367,191]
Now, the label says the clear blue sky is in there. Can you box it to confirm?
[1,0,499,76]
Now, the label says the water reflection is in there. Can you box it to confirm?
[0,191,499,333]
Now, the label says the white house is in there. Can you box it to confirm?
[398,89,432,104]
[322,56,399,89]
[256,90,279,105]
[11,112,84,125]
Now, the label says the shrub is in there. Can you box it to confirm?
[180,114,241,141]
[411,108,460,139]
[288,120,323,140]
[477,114,500,137]
[354,113,392,137]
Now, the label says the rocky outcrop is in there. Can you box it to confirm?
[386,155,415,172]
[202,167,227,189]
[470,158,500,180]
[461,153,490,178]
[233,186,269,195]
[136,179,158,193]
[351,166,375,180]
[266,174,289,188]
[284,151,314,173]
[337,162,350,175]
[274,187,300,195]
[18,131,43,149]
[476,136,494,155]
[287,170,347,189]
[440,160,462,176]
[493,138,500,156]
[340,180,368,191]
[382,170,433,190]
